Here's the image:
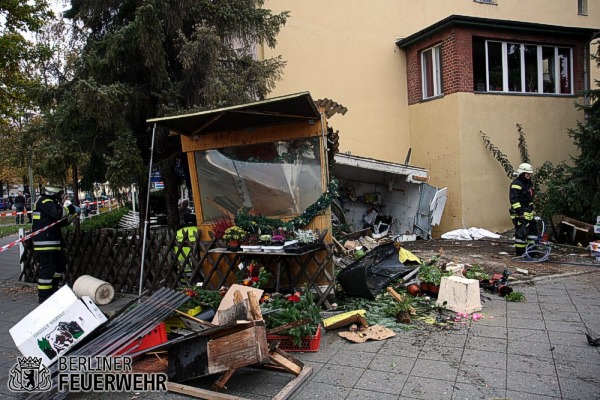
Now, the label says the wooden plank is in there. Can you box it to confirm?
[174,309,216,328]
[247,291,262,321]
[387,286,404,303]
[272,366,313,400]
[166,382,250,400]
[207,325,270,374]
[269,352,302,375]
[211,369,236,391]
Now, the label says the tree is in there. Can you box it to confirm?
[45,0,289,228]
[0,0,53,126]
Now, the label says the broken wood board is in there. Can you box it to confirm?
[338,324,395,343]
[168,321,269,382]
[213,284,263,325]
[322,310,367,331]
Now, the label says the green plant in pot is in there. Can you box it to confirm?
[384,293,414,324]
[417,264,450,296]
[223,226,247,248]
[463,264,490,281]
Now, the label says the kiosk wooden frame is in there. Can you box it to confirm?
[148,92,334,306]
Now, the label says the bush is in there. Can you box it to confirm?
[65,207,130,232]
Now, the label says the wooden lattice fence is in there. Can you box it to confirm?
[20,228,217,294]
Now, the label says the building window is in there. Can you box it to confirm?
[421,44,443,99]
[578,0,588,16]
[473,39,573,95]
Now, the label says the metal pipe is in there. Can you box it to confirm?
[139,123,157,296]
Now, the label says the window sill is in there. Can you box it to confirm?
[420,94,444,103]
[473,91,577,98]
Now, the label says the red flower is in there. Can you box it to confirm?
[287,294,301,302]
[251,276,259,283]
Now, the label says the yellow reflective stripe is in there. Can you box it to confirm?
[34,247,61,251]
[42,199,53,203]
[511,184,522,190]
[515,244,527,248]
[33,215,41,219]
[38,285,52,290]
[511,202,521,208]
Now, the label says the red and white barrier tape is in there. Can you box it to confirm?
[0,199,116,218]
[0,218,66,254]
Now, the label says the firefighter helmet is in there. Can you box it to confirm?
[44,183,64,196]
[516,163,534,175]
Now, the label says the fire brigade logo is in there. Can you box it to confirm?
[7,356,51,392]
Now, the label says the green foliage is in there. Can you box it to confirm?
[505,291,526,302]
[261,289,321,346]
[179,286,223,311]
[65,208,130,232]
[516,123,530,164]
[417,263,450,286]
[383,292,414,316]
[463,264,490,280]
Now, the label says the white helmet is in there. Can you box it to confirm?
[44,183,64,196]
[516,163,534,175]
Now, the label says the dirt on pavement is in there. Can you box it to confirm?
[401,234,599,283]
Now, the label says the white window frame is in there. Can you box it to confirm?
[421,44,443,99]
[483,40,573,95]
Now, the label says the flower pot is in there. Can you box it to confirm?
[407,283,422,297]
[420,282,430,292]
[227,240,240,251]
[428,284,440,297]
[396,310,411,324]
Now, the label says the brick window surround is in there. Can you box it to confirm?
[404,27,588,105]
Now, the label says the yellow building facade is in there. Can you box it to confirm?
[262,0,600,234]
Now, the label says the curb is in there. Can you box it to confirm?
[511,268,600,285]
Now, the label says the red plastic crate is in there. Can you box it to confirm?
[117,322,167,356]
[267,325,321,352]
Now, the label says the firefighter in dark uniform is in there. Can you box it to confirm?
[509,163,538,256]
[32,184,79,303]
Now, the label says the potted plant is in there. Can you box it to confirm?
[223,226,247,250]
[240,233,262,252]
[463,263,490,281]
[384,293,414,324]
[417,264,450,296]
[284,229,322,254]
[261,289,322,350]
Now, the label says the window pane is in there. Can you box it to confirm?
[195,138,323,222]
[473,39,486,91]
[487,41,503,91]
[422,49,434,98]
[542,46,556,94]
[558,48,571,94]
[507,43,522,92]
[524,45,538,93]
[434,46,442,95]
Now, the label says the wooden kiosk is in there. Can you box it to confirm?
[148,92,335,307]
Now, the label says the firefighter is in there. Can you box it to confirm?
[509,163,538,256]
[32,183,79,303]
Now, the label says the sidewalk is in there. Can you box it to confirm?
[1,233,599,399]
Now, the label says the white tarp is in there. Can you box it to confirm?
[441,227,501,241]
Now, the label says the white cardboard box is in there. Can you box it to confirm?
[9,286,107,366]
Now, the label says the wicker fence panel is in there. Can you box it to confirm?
[19,228,215,294]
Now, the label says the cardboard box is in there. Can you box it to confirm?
[9,286,107,366]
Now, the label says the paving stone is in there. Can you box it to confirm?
[400,376,453,400]
[289,381,352,400]
[250,374,295,397]
[506,370,561,397]
[380,336,424,358]
[367,353,416,374]
[465,335,507,352]
[309,364,364,388]
[508,338,555,358]
[545,320,587,334]
[504,390,561,400]
[345,388,400,400]
[555,359,600,380]
[550,344,600,365]
[338,338,385,353]
[559,376,600,400]
[467,323,507,339]
[507,327,550,343]
[451,382,505,400]
[537,294,571,304]
[540,303,579,314]
[573,304,600,315]
[410,359,459,382]
[542,311,583,322]
[292,346,339,364]
[354,369,407,395]
[507,353,557,376]
[461,348,507,370]
[417,345,463,364]
[422,332,467,349]
[547,330,591,348]
[456,363,507,389]
[474,316,507,327]
[507,317,546,330]
[328,348,375,368]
